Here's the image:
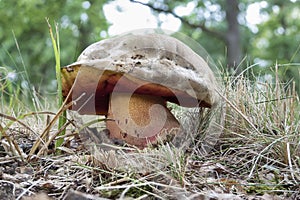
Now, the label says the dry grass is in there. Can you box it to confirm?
[0,65,299,199]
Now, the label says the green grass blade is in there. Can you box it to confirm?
[47,19,66,149]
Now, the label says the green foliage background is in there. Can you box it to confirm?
[0,0,108,93]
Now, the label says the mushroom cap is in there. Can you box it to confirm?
[61,32,218,114]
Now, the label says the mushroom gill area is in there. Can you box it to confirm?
[62,69,205,115]
[106,93,180,148]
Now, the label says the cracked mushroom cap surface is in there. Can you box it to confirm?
[61,32,218,115]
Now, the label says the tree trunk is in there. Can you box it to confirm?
[225,0,241,74]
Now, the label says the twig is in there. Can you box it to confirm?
[36,120,73,157]
[0,113,36,134]
[95,181,184,191]
[286,142,297,184]
[16,180,40,200]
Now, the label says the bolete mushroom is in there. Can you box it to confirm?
[61,32,218,148]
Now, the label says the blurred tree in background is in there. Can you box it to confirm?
[0,0,299,97]
[250,0,300,85]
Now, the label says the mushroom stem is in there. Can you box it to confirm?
[106,93,180,147]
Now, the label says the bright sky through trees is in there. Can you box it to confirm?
[104,0,266,36]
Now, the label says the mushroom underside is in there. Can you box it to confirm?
[63,70,211,115]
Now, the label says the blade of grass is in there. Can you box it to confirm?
[46,18,66,149]
[12,31,31,91]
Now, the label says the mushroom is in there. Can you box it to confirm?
[61,32,218,148]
